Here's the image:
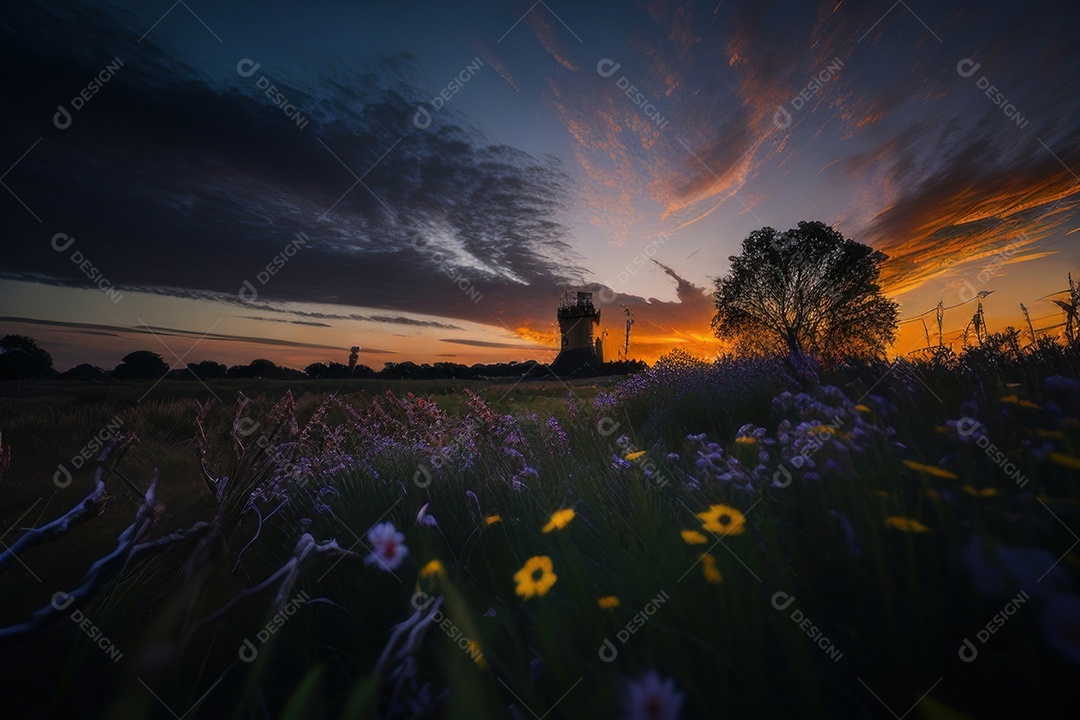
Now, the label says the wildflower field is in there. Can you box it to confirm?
[2,342,1080,718]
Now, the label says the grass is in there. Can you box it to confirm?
[1,346,1079,718]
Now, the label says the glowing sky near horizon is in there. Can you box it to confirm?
[2,0,1079,370]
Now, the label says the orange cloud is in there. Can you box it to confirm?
[526,10,578,72]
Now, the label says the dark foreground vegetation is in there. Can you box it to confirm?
[1,338,1079,718]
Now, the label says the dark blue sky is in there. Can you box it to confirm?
[2,0,1079,368]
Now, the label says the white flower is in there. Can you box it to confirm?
[623,671,684,720]
[364,521,408,571]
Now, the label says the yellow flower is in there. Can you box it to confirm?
[1050,452,1080,470]
[681,529,708,545]
[625,450,647,461]
[1000,394,1020,404]
[919,697,973,720]
[902,460,959,480]
[597,596,620,609]
[696,504,746,536]
[484,514,502,525]
[885,516,931,533]
[961,485,998,497]
[1033,429,1063,438]
[854,404,872,414]
[419,559,445,578]
[701,554,723,584]
[735,436,757,445]
[514,556,558,599]
[463,639,487,669]
[542,508,576,533]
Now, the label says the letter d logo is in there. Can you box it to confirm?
[771,591,795,611]
[53,105,72,130]
[51,591,75,611]
[239,638,258,662]
[596,59,621,78]
[772,465,792,488]
[598,638,618,662]
[413,464,432,488]
[958,638,978,662]
[773,105,792,130]
[956,58,981,78]
[958,279,978,304]
[956,417,981,438]
[54,464,72,488]
[51,233,76,253]
[239,279,258,302]
[413,106,432,129]
[236,59,261,78]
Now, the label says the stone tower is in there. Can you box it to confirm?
[551,291,602,375]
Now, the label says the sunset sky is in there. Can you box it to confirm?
[2,0,1078,370]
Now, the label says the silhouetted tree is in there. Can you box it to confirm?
[305,362,330,378]
[323,362,353,379]
[59,363,107,381]
[0,335,55,380]
[227,359,301,379]
[711,221,898,362]
[351,364,377,379]
[112,350,170,379]
[380,361,420,379]
[187,360,228,380]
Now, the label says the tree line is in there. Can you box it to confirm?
[0,336,646,382]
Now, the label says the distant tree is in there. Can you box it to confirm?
[307,361,376,379]
[247,359,281,379]
[711,221,898,362]
[350,364,377,379]
[380,361,420,379]
[227,359,301,380]
[0,335,55,380]
[324,362,352,379]
[187,360,228,380]
[113,350,170,379]
[305,362,329,378]
[59,363,107,381]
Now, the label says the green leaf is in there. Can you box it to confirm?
[281,665,325,720]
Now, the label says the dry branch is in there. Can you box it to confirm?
[0,433,136,575]
[0,474,159,639]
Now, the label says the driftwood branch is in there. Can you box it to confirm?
[0,433,135,575]
[131,521,212,556]
[198,533,360,627]
[375,596,443,672]
[0,474,159,639]
[195,399,223,499]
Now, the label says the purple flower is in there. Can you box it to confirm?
[964,536,1069,598]
[622,671,684,720]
